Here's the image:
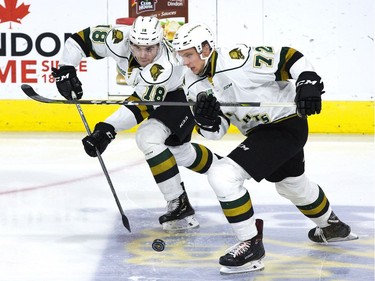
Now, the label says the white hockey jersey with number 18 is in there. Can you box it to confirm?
[184,44,317,137]
[59,24,186,102]
[58,24,187,131]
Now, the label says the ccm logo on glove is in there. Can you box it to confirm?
[295,71,325,118]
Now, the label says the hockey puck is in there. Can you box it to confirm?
[152,239,165,252]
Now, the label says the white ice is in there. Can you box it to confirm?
[0,132,374,281]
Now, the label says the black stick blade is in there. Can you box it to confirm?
[122,215,131,232]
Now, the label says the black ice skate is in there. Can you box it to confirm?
[308,212,358,243]
[159,183,199,232]
[219,219,265,274]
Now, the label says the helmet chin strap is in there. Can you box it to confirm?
[198,49,214,76]
[154,43,163,60]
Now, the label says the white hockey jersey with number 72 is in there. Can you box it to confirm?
[184,44,316,136]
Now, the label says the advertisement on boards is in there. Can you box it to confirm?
[128,0,188,41]
[0,0,111,100]
[0,0,190,100]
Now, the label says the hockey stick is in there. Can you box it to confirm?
[21,84,296,107]
[72,94,131,233]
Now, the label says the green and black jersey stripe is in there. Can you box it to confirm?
[123,95,154,124]
[275,47,303,81]
[71,28,104,60]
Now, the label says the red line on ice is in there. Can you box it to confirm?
[0,160,144,195]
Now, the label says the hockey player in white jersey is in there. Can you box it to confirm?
[51,16,220,231]
[173,23,358,273]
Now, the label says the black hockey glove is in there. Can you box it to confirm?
[295,71,325,118]
[193,92,221,132]
[51,66,83,100]
[82,122,116,157]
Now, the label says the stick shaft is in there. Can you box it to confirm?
[73,100,131,232]
[21,84,295,107]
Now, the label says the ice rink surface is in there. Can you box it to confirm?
[0,132,374,281]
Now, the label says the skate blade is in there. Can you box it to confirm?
[326,232,359,243]
[220,259,264,274]
[162,215,199,232]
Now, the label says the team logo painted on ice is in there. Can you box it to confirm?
[113,206,373,280]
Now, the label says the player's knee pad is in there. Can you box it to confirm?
[207,157,250,201]
[275,173,319,205]
[135,119,171,153]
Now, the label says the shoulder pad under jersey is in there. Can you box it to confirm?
[105,25,131,58]
[217,44,251,69]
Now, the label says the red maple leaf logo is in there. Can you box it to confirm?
[0,0,30,28]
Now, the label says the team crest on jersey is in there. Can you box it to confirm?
[229,48,244,59]
[150,64,164,81]
[112,29,124,44]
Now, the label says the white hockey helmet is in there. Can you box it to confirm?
[129,16,163,46]
[172,23,215,53]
